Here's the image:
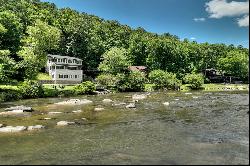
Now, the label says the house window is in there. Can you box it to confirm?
[59,74,63,78]
[56,66,64,69]
[52,66,55,69]
[68,60,72,63]
[52,74,54,78]
[75,75,78,78]
[50,66,52,70]
[64,75,68,78]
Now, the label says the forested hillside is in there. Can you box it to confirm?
[0,0,249,84]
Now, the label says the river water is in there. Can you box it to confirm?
[0,91,249,165]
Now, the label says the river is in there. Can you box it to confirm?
[0,91,249,165]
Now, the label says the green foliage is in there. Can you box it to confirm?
[0,50,17,83]
[43,88,59,97]
[36,73,52,80]
[149,70,181,90]
[74,81,96,95]
[183,73,204,89]
[96,74,118,87]
[98,47,131,74]
[113,71,146,92]
[0,88,22,102]
[217,50,249,80]
[18,80,44,98]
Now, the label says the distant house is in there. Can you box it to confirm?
[128,66,148,73]
[202,68,242,84]
[46,54,83,84]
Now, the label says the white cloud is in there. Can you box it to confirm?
[205,0,249,18]
[194,18,206,22]
[205,0,249,27]
[238,15,249,27]
[190,37,196,40]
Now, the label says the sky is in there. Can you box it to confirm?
[41,0,249,48]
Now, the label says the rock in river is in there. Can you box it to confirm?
[94,108,105,112]
[163,102,170,106]
[103,99,113,103]
[55,99,93,105]
[126,103,136,109]
[0,126,27,133]
[27,125,45,131]
[5,105,33,112]
[132,94,147,100]
[57,121,75,126]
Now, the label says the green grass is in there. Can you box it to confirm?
[181,83,249,91]
[36,73,52,80]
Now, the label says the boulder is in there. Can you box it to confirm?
[163,102,170,106]
[81,118,87,121]
[55,99,93,105]
[94,108,105,112]
[112,102,127,106]
[0,124,5,128]
[56,121,75,126]
[0,126,27,133]
[185,93,192,95]
[5,105,33,112]
[27,125,45,131]
[0,110,29,115]
[126,103,136,109]
[72,110,82,113]
[103,99,113,103]
[132,94,147,100]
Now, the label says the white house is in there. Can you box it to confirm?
[46,54,83,84]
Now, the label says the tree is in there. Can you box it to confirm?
[0,50,17,84]
[217,50,249,79]
[98,47,132,74]
[183,73,204,89]
[17,20,61,79]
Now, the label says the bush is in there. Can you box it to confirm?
[148,70,181,90]
[126,71,146,92]
[18,80,44,98]
[0,89,22,102]
[183,73,204,89]
[43,88,60,97]
[59,89,77,97]
[96,74,118,87]
[74,81,96,95]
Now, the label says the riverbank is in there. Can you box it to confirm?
[0,83,249,103]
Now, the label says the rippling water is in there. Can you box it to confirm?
[0,91,249,165]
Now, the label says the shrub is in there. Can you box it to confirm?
[18,80,44,98]
[43,88,60,97]
[183,73,204,89]
[0,89,22,102]
[59,89,77,97]
[96,74,118,87]
[126,71,146,92]
[148,70,181,90]
[74,81,96,95]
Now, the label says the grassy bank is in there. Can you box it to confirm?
[0,83,249,103]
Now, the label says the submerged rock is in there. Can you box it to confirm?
[27,125,45,131]
[94,108,105,112]
[0,126,27,133]
[103,99,113,103]
[5,105,33,112]
[132,94,147,100]
[55,99,93,105]
[56,121,75,126]
[126,103,136,109]
[185,93,192,95]
[112,102,127,106]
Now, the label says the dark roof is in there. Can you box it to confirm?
[128,66,147,71]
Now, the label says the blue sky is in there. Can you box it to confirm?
[41,0,249,48]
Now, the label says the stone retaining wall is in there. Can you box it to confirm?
[38,80,81,85]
